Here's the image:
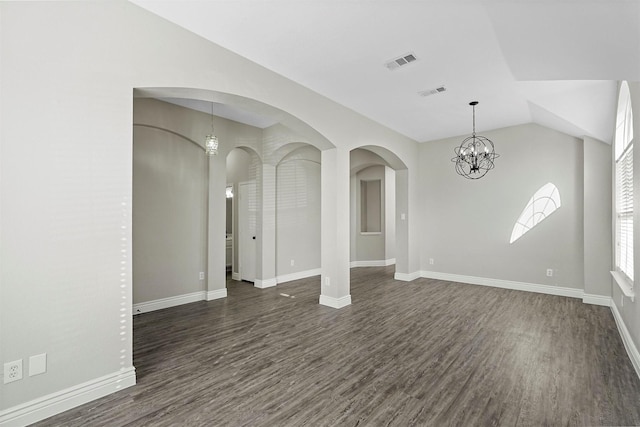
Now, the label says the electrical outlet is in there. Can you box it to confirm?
[199,272,205,280]
[290,259,295,266]
[546,269,553,277]
[429,258,434,265]
[4,359,23,384]
[325,277,331,287]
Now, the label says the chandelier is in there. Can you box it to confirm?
[205,102,219,156]
[452,101,498,179]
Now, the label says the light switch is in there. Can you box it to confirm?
[29,353,47,377]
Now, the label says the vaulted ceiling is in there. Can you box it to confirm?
[130,0,640,144]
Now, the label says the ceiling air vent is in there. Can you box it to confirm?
[385,52,418,71]
[418,86,447,97]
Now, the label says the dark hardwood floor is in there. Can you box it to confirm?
[35,267,640,426]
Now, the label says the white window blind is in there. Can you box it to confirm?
[616,144,633,283]
[615,81,634,286]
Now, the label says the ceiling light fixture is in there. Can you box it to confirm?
[452,101,498,179]
[205,102,219,156]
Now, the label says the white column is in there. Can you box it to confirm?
[255,163,277,288]
[320,147,351,308]
[206,154,228,300]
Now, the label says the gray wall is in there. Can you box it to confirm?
[349,149,397,264]
[583,136,613,298]
[354,165,386,262]
[133,123,207,304]
[133,99,263,303]
[276,146,321,277]
[420,123,585,289]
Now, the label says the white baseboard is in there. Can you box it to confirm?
[133,291,206,315]
[206,288,227,300]
[394,271,421,282]
[0,367,136,427]
[277,268,321,284]
[611,303,640,380]
[420,270,584,299]
[254,278,277,289]
[232,272,241,281]
[583,293,612,307]
[350,259,396,268]
[319,294,352,309]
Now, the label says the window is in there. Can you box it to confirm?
[614,81,634,287]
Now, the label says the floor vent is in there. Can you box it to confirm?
[385,52,418,71]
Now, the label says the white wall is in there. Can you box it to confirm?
[420,123,585,289]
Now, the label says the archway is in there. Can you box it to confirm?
[350,145,409,279]
[132,88,337,311]
[226,146,261,283]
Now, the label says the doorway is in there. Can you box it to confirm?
[238,181,257,282]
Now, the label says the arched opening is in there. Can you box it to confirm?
[349,145,409,279]
[132,88,335,314]
[226,146,261,283]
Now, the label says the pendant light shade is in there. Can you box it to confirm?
[205,102,219,156]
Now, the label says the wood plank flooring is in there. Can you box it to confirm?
[35,267,640,426]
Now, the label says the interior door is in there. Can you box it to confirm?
[238,181,256,282]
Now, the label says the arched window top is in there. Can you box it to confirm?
[615,81,633,161]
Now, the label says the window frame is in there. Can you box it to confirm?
[613,81,634,298]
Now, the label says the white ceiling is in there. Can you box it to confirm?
[130,0,640,144]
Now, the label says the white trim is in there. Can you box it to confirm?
[0,368,136,427]
[319,294,352,309]
[611,303,640,380]
[231,272,241,281]
[350,259,396,268]
[582,293,612,307]
[277,268,321,284]
[254,278,277,289]
[133,291,206,315]
[420,270,583,299]
[206,288,228,301]
[394,271,421,282]
[611,270,635,302]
